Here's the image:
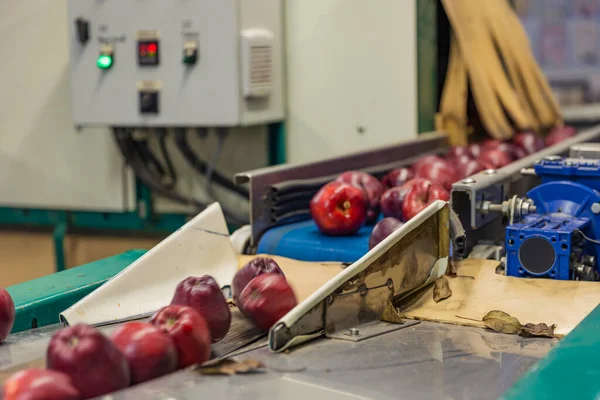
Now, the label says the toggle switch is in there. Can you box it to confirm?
[183,40,198,65]
[139,91,159,114]
[97,44,114,70]
[75,18,90,44]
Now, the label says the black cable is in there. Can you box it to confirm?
[113,128,248,225]
[173,128,249,198]
[156,128,178,188]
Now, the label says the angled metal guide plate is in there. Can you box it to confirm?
[269,201,451,352]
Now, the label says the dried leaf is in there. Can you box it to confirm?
[519,323,556,338]
[433,277,452,303]
[482,310,522,334]
[197,359,265,376]
[380,297,405,324]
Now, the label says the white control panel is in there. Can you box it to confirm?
[67,0,284,127]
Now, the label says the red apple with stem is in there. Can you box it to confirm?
[0,288,15,343]
[238,274,298,331]
[3,369,80,400]
[170,275,231,343]
[111,322,178,384]
[310,181,367,235]
[336,171,384,224]
[402,179,450,220]
[150,305,212,368]
[46,324,130,399]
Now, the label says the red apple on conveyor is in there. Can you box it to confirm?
[336,171,384,224]
[47,324,130,398]
[478,148,513,170]
[150,305,211,368]
[468,143,483,159]
[455,155,485,179]
[0,288,15,343]
[446,146,471,160]
[545,126,576,147]
[3,369,80,400]
[310,181,367,235]
[238,274,298,331]
[412,155,445,172]
[381,167,415,189]
[232,257,284,310]
[111,322,178,384]
[415,157,458,191]
[380,178,427,220]
[171,275,231,343]
[513,131,545,155]
[402,179,450,220]
[368,217,404,250]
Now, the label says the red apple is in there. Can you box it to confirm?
[369,217,404,250]
[446,146,471,160]
[170,275,231,343]
[478,148,513,170]
[310,181,367,235]
[381,167,415,189]
[0,288,15,343]
[47,324,130,398]
[455,155,485,178]
[468,143,483,159]
[513,131,545,155]
[415,158,458,191]
[336,171,384,224]
[402,179,450,220]
[111,322,178,384]
[3,369,80,400]
[150,305,211,368]
[232,257,284,310]
[545,126,576,146]
[513,145,528,160]
[380,178,427,220]
[238,274,297,331]
[412,154,445,172]
[482,139,502,150]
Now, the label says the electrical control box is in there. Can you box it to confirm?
[67,0,284,127]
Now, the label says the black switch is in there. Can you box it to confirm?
[139,91,159,114]
[75,18,90,44]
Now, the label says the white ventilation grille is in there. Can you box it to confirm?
[241,29,274,98]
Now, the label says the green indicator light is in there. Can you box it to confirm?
[97,54,113,69]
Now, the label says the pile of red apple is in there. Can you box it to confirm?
[1,257,297,400]
[310,128,576,248]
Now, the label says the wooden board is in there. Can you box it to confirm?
[401,259,600,337]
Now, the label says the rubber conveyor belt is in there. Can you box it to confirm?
[0,320,556,399]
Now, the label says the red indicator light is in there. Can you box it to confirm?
[148,43,157,53]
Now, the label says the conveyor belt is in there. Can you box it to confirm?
[0,321,556,400]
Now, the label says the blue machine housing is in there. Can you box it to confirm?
[505,214,590,280]
[506,156,600,280]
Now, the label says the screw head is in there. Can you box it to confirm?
[483,169,496,175]
[349,328,360,336]
[592,203,600,214]
[462,178,476,184]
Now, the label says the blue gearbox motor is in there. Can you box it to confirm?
[503,156,600,281]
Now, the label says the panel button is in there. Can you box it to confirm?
[138,40,160,66]
[97,45,114,70]
[183,41,198,65]
[139,91,159,114]
[75,18,90,44]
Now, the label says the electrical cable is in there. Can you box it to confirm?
[156,128,178,188]
[576,229,600,245]
[173,128,249,198]
[113,128,248,225]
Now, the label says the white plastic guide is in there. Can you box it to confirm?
[60,203,238,326]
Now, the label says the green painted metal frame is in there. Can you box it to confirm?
[417,0,438,134]
[6,250,146,333]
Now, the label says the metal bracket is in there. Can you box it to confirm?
[327,320,420,342]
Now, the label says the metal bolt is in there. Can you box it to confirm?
[592,203,600,214]
[483,169,496,175]
[386,278,394,290]
[462,178,476,184]
[349,328,360,336]
[544,155,561,161]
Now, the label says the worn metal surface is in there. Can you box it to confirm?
[0,321,557,399]
[269,202,450,352]
[235,132,449,246]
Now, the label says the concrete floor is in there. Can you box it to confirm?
[0,231,163,287]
